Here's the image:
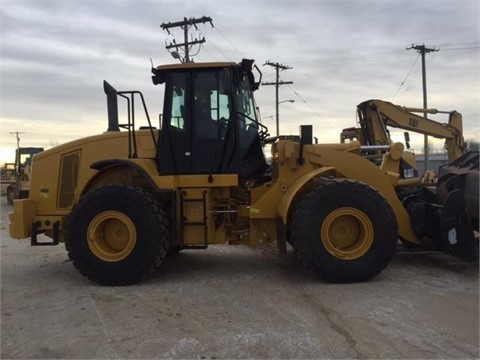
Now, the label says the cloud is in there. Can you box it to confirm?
[0,0,478,161]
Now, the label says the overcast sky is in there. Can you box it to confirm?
[1,0,479,163]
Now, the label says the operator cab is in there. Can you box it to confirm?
[152,59,268,179]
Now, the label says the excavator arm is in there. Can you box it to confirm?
[356,99,467,162]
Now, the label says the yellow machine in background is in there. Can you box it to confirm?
[4,147,44,205]
[9,60,479,285]
[341,99,467,162]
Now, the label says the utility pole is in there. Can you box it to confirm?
[262,61,293,136]
[406,44,439,170]
[10,131,24,151]
[10,131,24,169]
[161,16,213,63]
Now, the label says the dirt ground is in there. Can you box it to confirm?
[1,195,479,359]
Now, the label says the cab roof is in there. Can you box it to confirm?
[151,59,256,86]
[154,61,237,72]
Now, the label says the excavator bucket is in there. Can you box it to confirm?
[440,188,478,262]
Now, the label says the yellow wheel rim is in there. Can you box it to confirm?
[321,207,374,260]
[87,211,137,262]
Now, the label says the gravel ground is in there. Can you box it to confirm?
[1,195,478,359]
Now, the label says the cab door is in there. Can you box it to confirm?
[158,69,234,175]
[158,71,192,174]
[190,70,233,174]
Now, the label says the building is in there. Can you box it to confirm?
[415,154,448,175]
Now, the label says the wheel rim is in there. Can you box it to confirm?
[87,211,137,262]
[321,207,374,260]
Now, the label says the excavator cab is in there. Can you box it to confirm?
[152,59,268,179]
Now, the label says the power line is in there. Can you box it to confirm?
[391,53,421,102]
[431,40,479,48]
[212,25,244,58]
[441,46,480,51]
[202,33,229,61]
[281,44,478,69]
[287,49,412,68]
[285,84,334,130]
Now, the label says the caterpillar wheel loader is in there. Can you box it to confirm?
[9,59,478,285]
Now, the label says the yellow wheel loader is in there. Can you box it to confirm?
[9,59,478,285]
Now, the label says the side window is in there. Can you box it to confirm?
[169,73,187,131]
[211,92,230,121]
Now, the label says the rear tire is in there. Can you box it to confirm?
[290,179,398,283]
[67,185,170,285]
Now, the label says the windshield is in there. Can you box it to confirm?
[237,73,260,150]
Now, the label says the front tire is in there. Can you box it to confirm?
[290,179,398,283]
[67,185,170,285]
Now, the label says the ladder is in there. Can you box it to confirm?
[180,189,208,249]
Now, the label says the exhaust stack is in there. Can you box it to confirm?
[104,80,119,132]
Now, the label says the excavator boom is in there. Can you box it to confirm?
[356,99,467,162]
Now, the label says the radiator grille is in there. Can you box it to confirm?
[58,151,80,208]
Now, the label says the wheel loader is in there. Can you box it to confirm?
[9,59,479,285]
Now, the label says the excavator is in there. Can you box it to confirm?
[341,99,466,162]
[8,59,479,285]
[342,100,479,257]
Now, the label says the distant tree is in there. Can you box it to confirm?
[466,139,479,151]
[48,138,61,148]
[427,140,436,154]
